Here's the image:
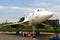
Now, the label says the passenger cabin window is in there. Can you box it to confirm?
[37,9,39,12]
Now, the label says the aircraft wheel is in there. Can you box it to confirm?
[16,31,19,35]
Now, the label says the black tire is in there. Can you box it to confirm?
[16,31,19,35]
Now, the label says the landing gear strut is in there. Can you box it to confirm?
[16,31,19,35]
[16,26,20,35]
[32,26,36,38]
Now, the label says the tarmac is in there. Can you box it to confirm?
[0,32,55,40]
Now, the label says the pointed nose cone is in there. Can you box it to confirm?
[48,12,54,17]
[43,11,54,18]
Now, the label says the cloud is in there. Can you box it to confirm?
[0,6,34,10]
[0,6,34,23]
[28,0,55,8]
[0,6,25,10]
[51,5,60,12]
[28,0,60,12]
[30,2,53,7]
[0,18,18,23]
[0,6,34,14]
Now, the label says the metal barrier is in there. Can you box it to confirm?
[49,19,60,40]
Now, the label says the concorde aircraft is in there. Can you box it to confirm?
[8,8,54,25]
[6,8,54,37]
[23,8,54,25]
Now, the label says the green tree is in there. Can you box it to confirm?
[43,20,57,27]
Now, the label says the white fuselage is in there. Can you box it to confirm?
[23,8,54,25]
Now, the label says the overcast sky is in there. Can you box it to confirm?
[0,0,60,23]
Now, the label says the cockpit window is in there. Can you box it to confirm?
[37,8,46,12]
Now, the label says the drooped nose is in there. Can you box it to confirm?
[47,12,54,17]
[42,10,54,16]
[42,11,54,19]
[42,10,53,16]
